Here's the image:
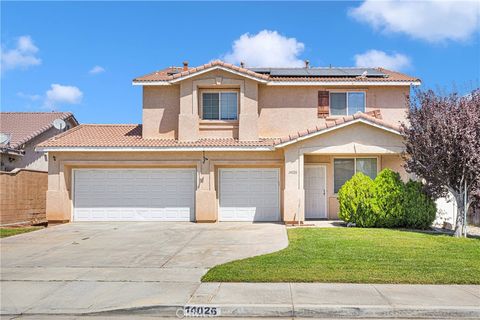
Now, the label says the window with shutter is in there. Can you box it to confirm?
[318,91,329,118]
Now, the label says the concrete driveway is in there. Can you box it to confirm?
[0,222,287,316]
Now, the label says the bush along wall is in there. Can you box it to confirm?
[338,169,437,229]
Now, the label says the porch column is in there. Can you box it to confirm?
[283,147,305,223]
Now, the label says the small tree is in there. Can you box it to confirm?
[402,89,480,237]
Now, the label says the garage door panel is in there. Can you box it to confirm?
[219,168,280,222]
[73,169,195,221]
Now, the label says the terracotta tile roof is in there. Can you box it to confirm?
[37,112,400,150]
[275,112,401,145]
[133,60,419,84]
[134,60,270,83]
[37,124,277,148]
[0,112,78,149]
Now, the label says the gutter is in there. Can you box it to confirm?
[35,146,276,153]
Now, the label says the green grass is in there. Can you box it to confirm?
[203,228,480,284]
[0,227,42,238]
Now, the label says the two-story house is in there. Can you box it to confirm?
[37,60,420,223]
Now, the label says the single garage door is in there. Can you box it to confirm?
[219,168,280,221]
[73,169,195,221]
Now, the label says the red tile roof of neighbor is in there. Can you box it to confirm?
[37,112,400,150]
[0,112,77,149]
[133,60,420,83]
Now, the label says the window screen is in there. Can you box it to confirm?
[330,93,347,116]
[202,93,219,120]
[334,159,355,193]
[202,92,237,120]
[348,92,365,114]
[356,158,377,180]
[220,92,238,120]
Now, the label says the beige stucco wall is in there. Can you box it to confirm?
[46,150,283,222]
[142,70,409,142]
[282,122,406,221]
[142,70,260,141]
[143,85,180,139]
[257,85,409,138]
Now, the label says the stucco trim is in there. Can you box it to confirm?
[275,118,402,148]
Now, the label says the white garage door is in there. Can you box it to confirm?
[219,168,280,221]
[73,169,195,221]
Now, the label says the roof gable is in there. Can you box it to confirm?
[274,113,402,148]
[133,60,269,85]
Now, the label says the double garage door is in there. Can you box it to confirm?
[73,168,279,222]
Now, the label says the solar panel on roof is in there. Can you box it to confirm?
[248,67,387,78]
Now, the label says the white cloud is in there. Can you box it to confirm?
[223,30,305,67]
[17,92,42,101]
[349,0,480,43]
[1,35,41,71]
[354,50,411,71]
[89,65,105,74]
[44,84,83,108]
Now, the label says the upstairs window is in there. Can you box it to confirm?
[202,92,238,120]
[330,92,365,116]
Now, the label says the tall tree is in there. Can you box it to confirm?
[402,89,480,237]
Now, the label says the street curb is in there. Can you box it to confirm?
[3,304,480,318]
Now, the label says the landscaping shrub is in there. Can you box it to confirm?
[403,180,437,229]
[338,168,437,230]
[338,173,376,227]
[371,169,406,227]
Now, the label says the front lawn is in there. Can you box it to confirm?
[0,227,43,238]
[203,228,480,284]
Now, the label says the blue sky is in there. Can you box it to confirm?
[1,1,479,124]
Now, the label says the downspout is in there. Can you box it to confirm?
[297,148,302,226]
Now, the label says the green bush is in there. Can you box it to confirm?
[337,168,437,230]
[403,180,437,229]
[338,173,376,227]
[371,169,406,228]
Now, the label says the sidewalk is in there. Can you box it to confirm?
[2,282,478,318]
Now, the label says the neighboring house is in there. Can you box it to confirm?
[37,60,420,223]
[0,112,78,172]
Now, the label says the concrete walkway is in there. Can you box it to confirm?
[0,222,288,316]
[2,282,478,318]
[1,222,479,318]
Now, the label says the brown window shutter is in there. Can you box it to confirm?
[318,91,329,118]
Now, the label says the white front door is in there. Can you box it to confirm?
[219,168,280,222]
[73,168,196,221]
[304,165,327,219]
